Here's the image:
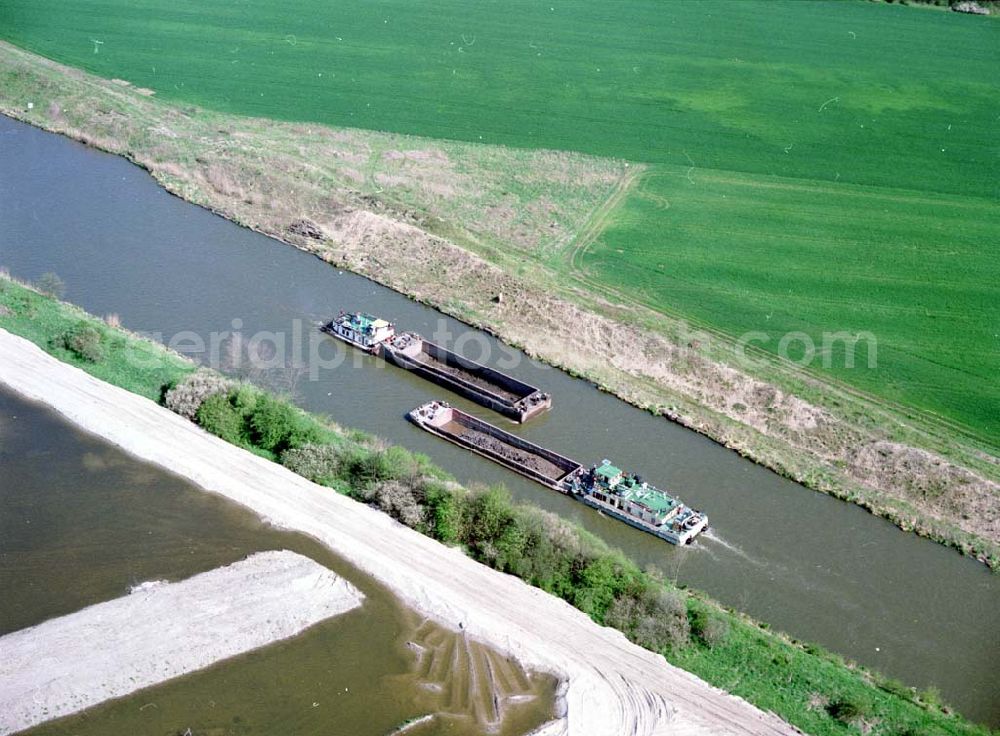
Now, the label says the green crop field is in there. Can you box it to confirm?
[1,0,997,442]
[581,165,1000,444]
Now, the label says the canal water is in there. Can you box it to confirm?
[0,387,557,735]
[1,114,997,725]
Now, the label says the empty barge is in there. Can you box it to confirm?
[409,402,707,545]
[322,311,551,422]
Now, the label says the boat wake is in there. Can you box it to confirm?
[692,543,721,562]
[700,530,763,566]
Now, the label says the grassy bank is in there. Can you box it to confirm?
[1,43,996,571]
[0,271,193,400]
[1,274,993,736]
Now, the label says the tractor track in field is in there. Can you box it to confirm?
[567,165,645,276]
[564,168,996,453]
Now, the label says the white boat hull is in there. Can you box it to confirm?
[578,495,708,545]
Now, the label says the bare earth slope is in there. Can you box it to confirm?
[0,329,797,736]
[0,550,363,736]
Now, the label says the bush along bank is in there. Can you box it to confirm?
[0,274,991,736]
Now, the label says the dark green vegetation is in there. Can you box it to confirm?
[1,0,996,444]
[1,276,993,736]
[0,0,993,192]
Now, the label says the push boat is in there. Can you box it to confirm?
[320,311,395,354]
[566,460,709,545]
[409,401,707,545]
[322,311,551,422]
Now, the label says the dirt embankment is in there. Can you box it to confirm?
[0,550,363,735]
[0,329,798,736]
[0,41,996,566]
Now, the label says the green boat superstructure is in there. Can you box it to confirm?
[566,461,708,545]
[320,310,395,353]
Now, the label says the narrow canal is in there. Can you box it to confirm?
[0,387,558,735]
[1,114,997,725]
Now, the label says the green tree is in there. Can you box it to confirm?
[572,555,621,620]
[196,392,243,445]
[248,394,319,454]
[424,483,464,544]
[60,322,105,363]
[466,486,518,563]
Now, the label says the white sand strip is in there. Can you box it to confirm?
[0,329,797,736]
[0,550,363,736]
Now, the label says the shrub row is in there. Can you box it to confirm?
[193,385,334,457]
[168,367,695,648]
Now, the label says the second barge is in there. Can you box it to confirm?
[322,311,551,422]
[382,332,551,422]
[409,401,708,545]
[409,401,580,488]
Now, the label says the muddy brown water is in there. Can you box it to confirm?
[0,387,557,736]
[1,114,998,725]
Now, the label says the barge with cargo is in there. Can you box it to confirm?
[409,401,707,545]
[382,332,550,422]
[322,311,551,422]
[409,401,580,489]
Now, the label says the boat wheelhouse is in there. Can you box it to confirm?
[321,311,395,353]
[566,460,708,545]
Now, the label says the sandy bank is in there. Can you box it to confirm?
[0,329,797,736]
[0,550,363,735]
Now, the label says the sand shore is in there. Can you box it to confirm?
[0,550,363,735]
[0,329,797,736]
